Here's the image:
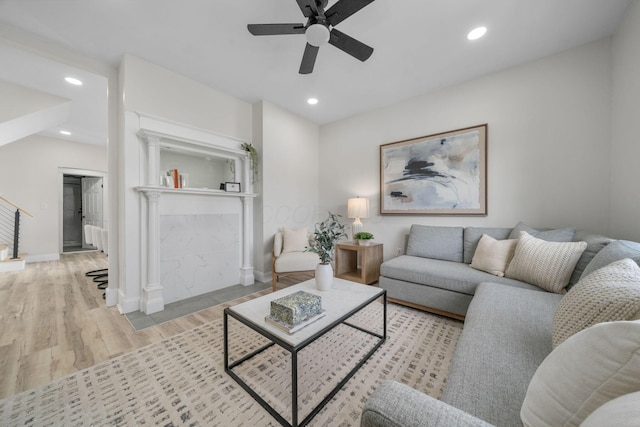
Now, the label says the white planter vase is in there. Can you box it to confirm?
[358,239,373,246]
[315,263,333,291]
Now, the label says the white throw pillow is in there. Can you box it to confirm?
[520,320,640,427]
[282,227,308,253]
[470,234,518,277]
[552,258,640,348]
[580,391,640,427]
[505,231,587,293]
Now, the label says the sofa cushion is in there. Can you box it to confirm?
[463,227,512,264]
[569,231,613,285]
[552,258,640,348]
[580,391,640,427]
[381,256,540,296]
[362,381,494,427]
[470,234,517,277]
[508,221,576,242]
[505,231,587,293]
[406,225,463,262]
[581,239,640,279]
[282,227,309,253]
[520,320,640,427]
[442,282,563,427]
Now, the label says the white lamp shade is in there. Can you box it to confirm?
[347,197,370,219]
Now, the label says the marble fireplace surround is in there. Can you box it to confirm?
[135,117,256,314]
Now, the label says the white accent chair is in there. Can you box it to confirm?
[272,229,320,291]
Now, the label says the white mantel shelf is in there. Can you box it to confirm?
[135,186,257,198]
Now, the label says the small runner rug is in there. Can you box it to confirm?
[0,302,462,426]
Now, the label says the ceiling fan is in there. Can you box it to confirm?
[247,0,375,74]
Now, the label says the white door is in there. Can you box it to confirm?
[82,177,103,248]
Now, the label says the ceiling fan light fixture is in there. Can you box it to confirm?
[307,98,318,105]
[467,26,487,41]
[305,23,330,47]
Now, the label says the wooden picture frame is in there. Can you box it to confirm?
[380,124,487,215]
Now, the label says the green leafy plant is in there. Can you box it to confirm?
[354,231,374,240]
[307,212,347,265]
[241,142,259,183]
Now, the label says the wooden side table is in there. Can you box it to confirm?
[335,242,383,285]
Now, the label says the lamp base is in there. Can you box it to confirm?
[351,219,363,242]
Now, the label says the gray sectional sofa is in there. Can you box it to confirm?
[379,223,609,319]
[362,223,640,427]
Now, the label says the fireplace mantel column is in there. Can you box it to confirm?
[142,190,164,314]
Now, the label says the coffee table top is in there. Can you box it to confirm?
[227,278,384,347]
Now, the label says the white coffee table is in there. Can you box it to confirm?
[224,278,386,427]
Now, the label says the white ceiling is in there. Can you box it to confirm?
[0,0,631,146]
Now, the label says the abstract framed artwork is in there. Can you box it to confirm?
[380,124,487,215]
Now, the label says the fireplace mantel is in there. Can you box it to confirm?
[135,119,256,314]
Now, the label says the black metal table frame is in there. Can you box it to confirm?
[224,290,386,427]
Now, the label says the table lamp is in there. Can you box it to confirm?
[347,197,369,240]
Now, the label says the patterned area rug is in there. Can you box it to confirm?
[0,302,462,426]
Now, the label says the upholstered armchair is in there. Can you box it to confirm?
[272,228,320,291]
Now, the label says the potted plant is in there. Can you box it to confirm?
[354,231,374,246]
[307,212,347,290]
[241,142,259,183]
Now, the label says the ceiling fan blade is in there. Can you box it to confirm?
[247,23,305,36]
[296,0,319,18]
[329,28,373,62]
[326,0,375,27]
[299,43,320,74]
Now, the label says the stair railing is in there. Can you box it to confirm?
[0,196,34,259]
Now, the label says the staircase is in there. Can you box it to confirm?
[0,243,25,272]
[0,196,33,272]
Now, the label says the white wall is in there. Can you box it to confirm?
[0,135,107,260]
[253,101,320,279]
[611,0,640,241]
[320,39,613,261]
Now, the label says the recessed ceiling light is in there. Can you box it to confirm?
[467,26,487,41]
[307,98,318,105]
[64,77,83,86]
[60,130,71,135]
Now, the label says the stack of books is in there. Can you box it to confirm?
[164,169,188,188]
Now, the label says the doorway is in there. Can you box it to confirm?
[59,168,107,254]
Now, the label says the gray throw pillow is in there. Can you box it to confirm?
[406,225,463,262]
[580,240,640,280]
[508,221,575,242]
[569,231,613,285]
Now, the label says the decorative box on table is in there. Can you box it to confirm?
[266,291,325,333]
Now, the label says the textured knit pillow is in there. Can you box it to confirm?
[282,227,308,253]
[505,231,587,293]
[520,320,640,427]
[552,258,640,347]
[470,234,518,277]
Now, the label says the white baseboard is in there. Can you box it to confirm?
[254,270,272,284]
[25,253,60,263]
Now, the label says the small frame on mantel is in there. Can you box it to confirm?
[224,182,241,192]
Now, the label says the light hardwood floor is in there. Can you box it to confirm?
[0,252,311,399]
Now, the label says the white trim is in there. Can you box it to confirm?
[58,167,108,254]
[25,253,60,263]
